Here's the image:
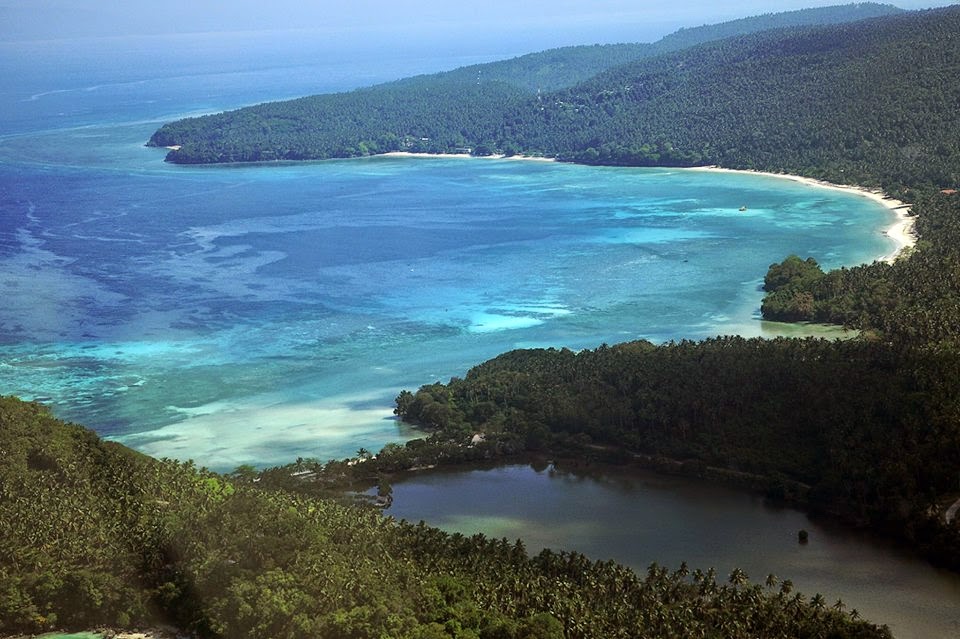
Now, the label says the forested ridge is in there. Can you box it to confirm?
[0,398,890,638]
[147,3,916,174]
[541,6,960,193]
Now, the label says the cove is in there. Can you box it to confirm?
[383,463,960,638]
[0,34,901,470]
[0,150,896,470]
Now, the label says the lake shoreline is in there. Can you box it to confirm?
[381,457,960,639]
[320,407,955,576]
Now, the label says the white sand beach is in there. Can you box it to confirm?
[380,151,556,162]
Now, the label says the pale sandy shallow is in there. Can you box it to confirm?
[114,389,403,471]
[105,155,912,469]
[687,166,916,263]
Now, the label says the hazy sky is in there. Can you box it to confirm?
[2,1,957,46]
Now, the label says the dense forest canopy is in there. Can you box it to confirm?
[542,6,960,193]
[374,2,903,95]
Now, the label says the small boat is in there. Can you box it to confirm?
[739,205,747,212]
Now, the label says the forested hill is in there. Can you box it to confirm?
[383,2,903,95]
[529,5,960,193]
[0,396,890,638]
[147,3,914,167]
[645,2,901,55]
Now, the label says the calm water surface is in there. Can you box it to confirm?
[385,464,960,638]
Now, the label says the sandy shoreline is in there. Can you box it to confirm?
[377,154,917,263]
[380,150,556,163]
[687,166,916,263]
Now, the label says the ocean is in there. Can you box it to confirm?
[0,32,895,470]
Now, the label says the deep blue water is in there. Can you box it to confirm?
[0,33,896,469]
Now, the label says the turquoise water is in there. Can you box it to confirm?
[0,34,895,470]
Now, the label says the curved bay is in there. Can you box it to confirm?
[0,152,893,468]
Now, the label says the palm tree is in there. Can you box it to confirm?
[728,567,748,587]
[810,593,826,611]
[779,579,794,596]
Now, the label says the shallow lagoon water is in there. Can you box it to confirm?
[0,151,890,468]
[0,34,894,469]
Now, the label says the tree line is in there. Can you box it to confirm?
[8,3,960,636]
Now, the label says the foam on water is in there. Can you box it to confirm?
[468,312,545,333]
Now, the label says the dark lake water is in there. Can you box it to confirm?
[384,463,960,638]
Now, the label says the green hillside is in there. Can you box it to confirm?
[645,2,902,55]
[0,397,890,638]
[395,2,903,95]
[534,7,960,193]
[148,3,911,166]
[10,4,960,636]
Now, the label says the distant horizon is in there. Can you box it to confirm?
[3,1,957,51]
